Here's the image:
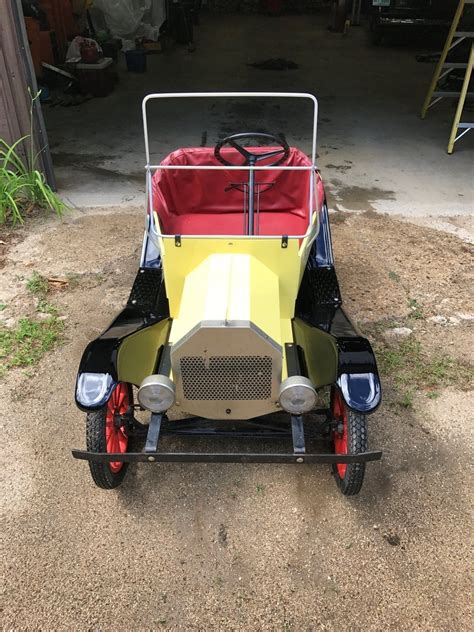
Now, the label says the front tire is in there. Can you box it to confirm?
[331,388,367,495]
[86,382,132,489]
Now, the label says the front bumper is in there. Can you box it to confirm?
[72,411,382,465]
[72,450,382,464]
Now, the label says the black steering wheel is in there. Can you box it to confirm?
[214,132,290,167]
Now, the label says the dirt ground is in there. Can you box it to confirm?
[1,206,473,630]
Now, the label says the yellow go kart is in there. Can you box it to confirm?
[73,93,382,495]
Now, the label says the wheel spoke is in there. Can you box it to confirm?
[111,390,119,408]
[104,383,130,473]
[228,138,251,159]
[332,390,348,478]
[255,148,285,162]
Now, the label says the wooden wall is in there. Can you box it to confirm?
[0,0,55,187]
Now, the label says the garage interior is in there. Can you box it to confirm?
[18,0,473,232]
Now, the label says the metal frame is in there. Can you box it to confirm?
[447,43,473,153]
[141,92,319,240]
[72,411,382,465]
[420,0,474,152]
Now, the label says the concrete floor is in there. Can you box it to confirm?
[44,13,473,227]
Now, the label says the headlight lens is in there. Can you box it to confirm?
[138,375,176,413]
[76,372,114,408]
[279,376,317,414]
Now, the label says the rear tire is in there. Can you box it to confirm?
[331,388,367,496]
[86,383,132,489]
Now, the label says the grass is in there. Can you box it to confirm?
[1,268,65,377]
[398,391,414,409]
[26,271,49,296]
[377,337,472,393]
[0,90,66,226]
[36,299,59,315]
[407,297,424,320]
[0,316,64,376]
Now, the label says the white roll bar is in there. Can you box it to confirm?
[141,92,319,240]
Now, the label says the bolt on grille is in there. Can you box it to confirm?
[180,355,272,401]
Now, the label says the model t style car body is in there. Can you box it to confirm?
[73,93,382,495]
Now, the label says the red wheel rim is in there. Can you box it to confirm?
[332,389,348,478]
[105,383,130,473]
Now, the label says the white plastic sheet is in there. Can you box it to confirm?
[93,0,165,42]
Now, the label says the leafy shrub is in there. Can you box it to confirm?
[0,91,66,225]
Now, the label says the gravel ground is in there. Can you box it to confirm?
[1,208,473,630]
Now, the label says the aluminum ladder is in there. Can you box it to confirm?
[420,0,474,153]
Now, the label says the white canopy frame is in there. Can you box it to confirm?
[141,92,319,241]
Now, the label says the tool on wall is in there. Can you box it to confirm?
[421,0,474,153]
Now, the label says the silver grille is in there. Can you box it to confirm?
[180,355,272,400]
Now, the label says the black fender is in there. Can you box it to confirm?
[295,212,382,414]
[75,266,169,411]
[336,337,381,414]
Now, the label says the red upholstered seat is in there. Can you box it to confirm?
[151,146,322,236]
[163,211,309,236]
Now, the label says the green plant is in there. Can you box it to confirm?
[0,90,67,225]
[0,315,64,376]
[27,271,49,296]
[377,337,472,391]
[407,297,424,320]
[36,299,59,316]
[399,391,413,409]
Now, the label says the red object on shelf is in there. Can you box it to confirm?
[25,17,42,77]
[39,30,55,65]
[40,0,68,59]
[80,42,99,64]
[62,0,77,39]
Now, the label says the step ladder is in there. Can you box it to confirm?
[420,0,474,153]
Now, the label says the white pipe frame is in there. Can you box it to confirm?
[141,92,319,242]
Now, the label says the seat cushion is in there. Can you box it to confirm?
[164,210,309,236]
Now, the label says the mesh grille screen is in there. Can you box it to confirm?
[180,355,272,400]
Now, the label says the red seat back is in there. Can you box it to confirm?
[152,147,317,235]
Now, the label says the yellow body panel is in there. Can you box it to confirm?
[169,253,281,349]
[157,234,317,389]
[117,319,171,385]
[292,317,338,388]
[160,236,304,320]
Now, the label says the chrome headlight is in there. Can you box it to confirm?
[138,375,176,413]
[279,376,317,414]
